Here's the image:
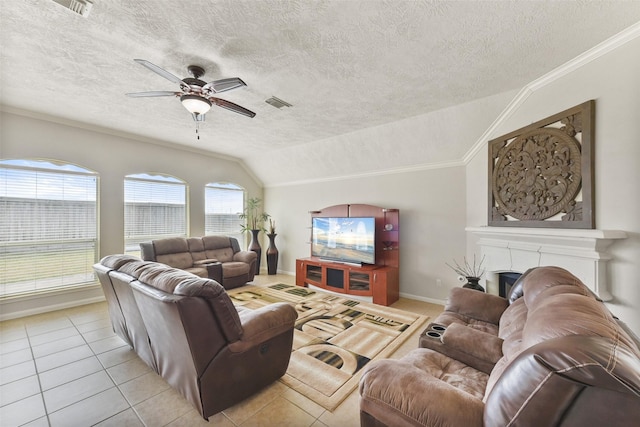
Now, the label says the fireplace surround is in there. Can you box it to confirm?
[467,226,627,301]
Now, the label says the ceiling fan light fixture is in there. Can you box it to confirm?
[180,94,212,115]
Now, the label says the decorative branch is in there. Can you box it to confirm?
[446,254,486,278]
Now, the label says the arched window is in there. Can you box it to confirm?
[0,159,98,297]
[124,173,187,256]
[205,182,244,243]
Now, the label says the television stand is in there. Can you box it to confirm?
[296,257,399,306]
[298,204,400,306]
[317,258,363,267]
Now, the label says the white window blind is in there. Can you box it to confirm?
[205,182,244,244]
[0,159,98,298]
[124,173,187,256]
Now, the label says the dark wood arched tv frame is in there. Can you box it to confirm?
[295,204,399,306]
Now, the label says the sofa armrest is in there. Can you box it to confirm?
[444,287,509,325]
[441,323,503,368]
[139,242,155,261]
[420,322,503,374]
[229,302,297,353]
[359,351,484,427]
[205,262,222,283]
[233,250,258,264]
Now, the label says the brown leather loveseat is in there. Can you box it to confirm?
[94,254,297,419]
[359,266,640,426]
[140,235,257,289]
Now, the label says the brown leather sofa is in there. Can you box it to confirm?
[140,235,257,289]
[359,266,640,427]
[94,254,297,419]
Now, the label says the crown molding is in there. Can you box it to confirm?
[265,159,466,188]
[462,21,640,165]
[0,105,264,187]
[268,22,640,189]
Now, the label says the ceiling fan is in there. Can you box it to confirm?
[126,59,255,137]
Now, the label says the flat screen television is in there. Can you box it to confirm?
[311,217,375,265]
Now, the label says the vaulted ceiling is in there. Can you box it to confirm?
[2,1,640,185]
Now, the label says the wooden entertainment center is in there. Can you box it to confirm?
[295,204,399,306]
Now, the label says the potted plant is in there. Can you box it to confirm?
[239,197,270,274]
[446,254,486,292]
[239,197,270,233]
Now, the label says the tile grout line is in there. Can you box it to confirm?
[70,310,146,427]
[24,320,51,427]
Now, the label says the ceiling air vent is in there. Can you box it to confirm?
[265,96,292,109]
[51,0,94,17]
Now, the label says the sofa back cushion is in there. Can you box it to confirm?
[484,334,640,427]
[485,284,639,401]
[94,256,141,349]
[126,261,244,342]
[498,297,528,357]
[202,235,235,262]
[100,254,141,269]
[521,266,596,308]
[174,280,244,342]
[153,237,193,269]
[507,267,541,304]
[202,235,232,250]
[187,237,206,262]
[127,263,246,412]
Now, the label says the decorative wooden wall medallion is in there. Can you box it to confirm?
[488,100,595,228]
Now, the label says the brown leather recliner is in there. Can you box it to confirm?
[359,266,640,427]
[93,254,139,348]
[140,235,257,289]
[94,255,297,419]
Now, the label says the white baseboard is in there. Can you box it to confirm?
[399,292,446,306]
[0,285,106,321]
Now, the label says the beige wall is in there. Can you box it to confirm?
[0,111,262,318]
[3,34,638,333]
[265,166,467,302]
[466,36,640,333]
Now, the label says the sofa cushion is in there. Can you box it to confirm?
[498,298,528,359]
[484,335,640,427]
[505,268,533,304]
[117,260,159,278]
[99,254,141,269]
[153,237,194,269]
[205,247,235,263]
[133,265,199,294]
[187,237,206,262]
[429,312,499,335]
[522,266,596,308]
[523,292,633,350]
[155,252,194,270]
[202,235,233,250]
[184,267,208,278]
[485,291,624,400]
[360,348,486,427]
[222,262,251,279]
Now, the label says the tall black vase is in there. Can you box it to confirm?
[249,229,261,275]
[266,233,279,275]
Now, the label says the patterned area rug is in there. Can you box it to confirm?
[227,283,429,411]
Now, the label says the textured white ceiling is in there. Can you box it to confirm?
[2,1,640,185]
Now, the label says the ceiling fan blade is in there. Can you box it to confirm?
[133,59,183,84]
[210,97,256,118]
[125,91,179,98]
[202,77,247,94]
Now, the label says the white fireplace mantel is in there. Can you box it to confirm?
[466,226,627,301]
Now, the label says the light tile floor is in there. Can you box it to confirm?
[0,274,443,427]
